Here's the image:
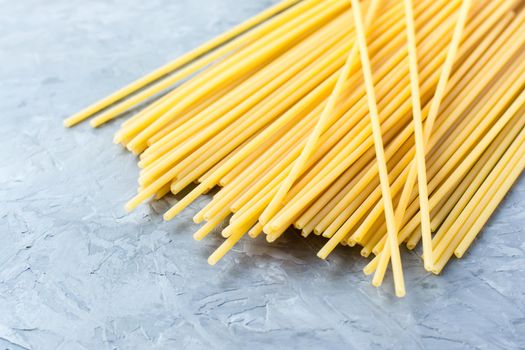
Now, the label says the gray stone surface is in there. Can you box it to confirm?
[1,0,524,349]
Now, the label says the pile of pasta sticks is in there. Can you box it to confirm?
[66,0,525,296]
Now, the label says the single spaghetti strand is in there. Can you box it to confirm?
[248,223,264,238]
[403,0,433,271]
[348,0,405,297]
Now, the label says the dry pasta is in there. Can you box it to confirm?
[66,0,525,296]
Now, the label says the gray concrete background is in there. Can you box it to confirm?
[1,0,524,349]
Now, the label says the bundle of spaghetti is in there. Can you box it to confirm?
[362,6,525,282]
[194,0,461,276]
[65,0,525,296]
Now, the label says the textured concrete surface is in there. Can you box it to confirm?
[1,0,524,349]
